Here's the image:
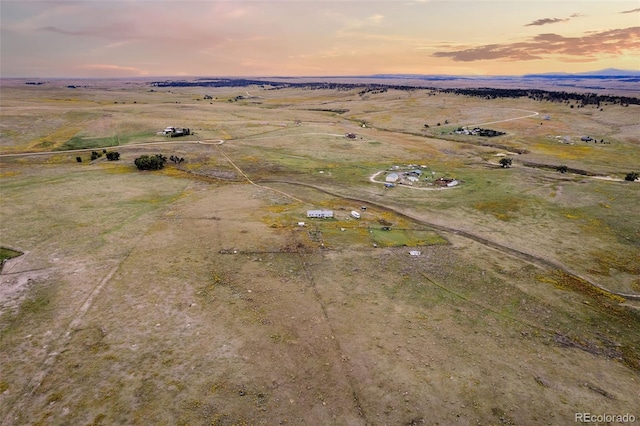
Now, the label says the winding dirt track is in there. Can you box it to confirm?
[257,179,640,301]
[2,131,637,302]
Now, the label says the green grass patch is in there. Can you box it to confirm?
[321,226,372,248]
[473,197,524,221]
[0,247,23,263]
[371,228,447,247]
[317,225,446,248]
[56,135,120,151]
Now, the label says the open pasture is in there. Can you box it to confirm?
[1,79,639,424]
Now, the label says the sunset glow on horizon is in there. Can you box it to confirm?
[1,1,639,78]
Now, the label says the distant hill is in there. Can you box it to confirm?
[369,69,640,81]
[523,69,640,78]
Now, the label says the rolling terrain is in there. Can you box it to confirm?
[1,78,639,425]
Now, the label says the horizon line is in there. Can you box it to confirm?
[3,67,640,81]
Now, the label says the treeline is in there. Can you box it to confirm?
[148,79,639,106]
[150,79,419,92]
[439,87,638,106]
[151,78,274,88]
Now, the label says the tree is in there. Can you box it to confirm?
[76,156,82,163]
[90,151,102,161]
[499,158,512,168]
[134,154,167,170]
[625,172,639,182]
[106,151,120,161]
[557,165,568,174]
[106,151,119,161]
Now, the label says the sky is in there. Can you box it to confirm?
[1,0,639,78]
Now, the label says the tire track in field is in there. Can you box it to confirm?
[0,186,194,426]
[296,250,371,423]
[214,144,308,204]
[1,262,119,426]
[464,109,539,128]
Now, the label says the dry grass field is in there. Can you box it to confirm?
[1,78,639,425]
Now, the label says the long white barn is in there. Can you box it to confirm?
[307,210,334,219]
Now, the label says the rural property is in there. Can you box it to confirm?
[1,77,639,425]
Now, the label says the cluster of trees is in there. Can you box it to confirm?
[134,154,167,170]
[358,87,388,96]
[440,87,639,106]
[76,150,120,163]
[476,128,505,137]
[120,153,190,170]
[455,127,505,137]
[499,159,638,181]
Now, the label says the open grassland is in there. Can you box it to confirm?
[1,80,639,425]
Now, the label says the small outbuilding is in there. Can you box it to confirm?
[386,173,399,183]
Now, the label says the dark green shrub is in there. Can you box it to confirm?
[106,151,120,161]
[134,154,166,170]
[499,158,512,168]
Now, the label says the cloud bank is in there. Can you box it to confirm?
[432,27,640,62]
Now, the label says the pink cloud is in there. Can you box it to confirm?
[433,27,640,62]
[525,18,569,27]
